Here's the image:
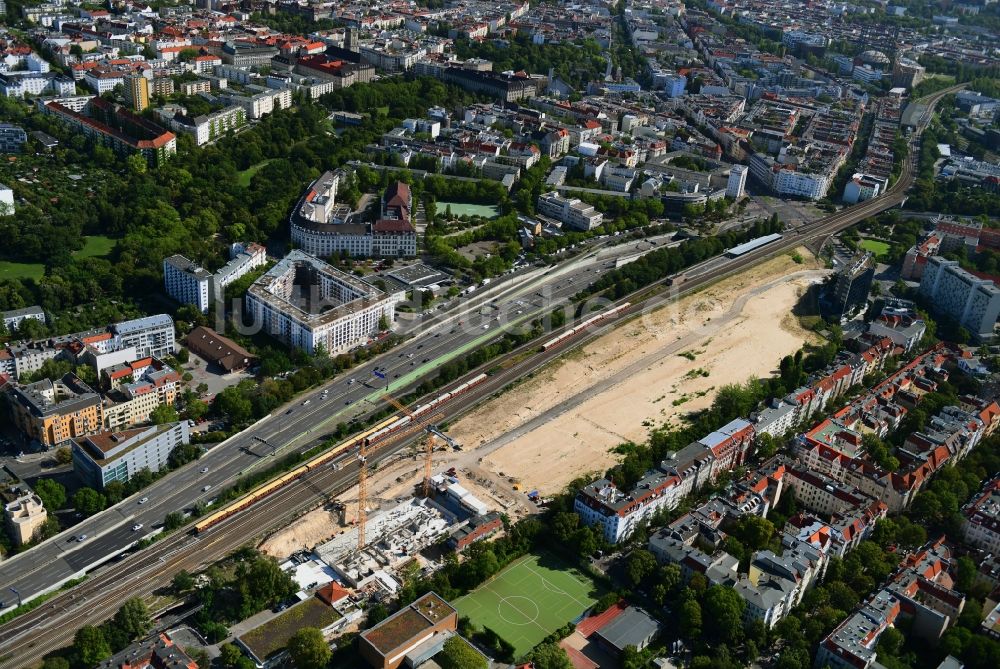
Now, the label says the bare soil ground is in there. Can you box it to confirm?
[259,249,827,556]
[446,249,827,495]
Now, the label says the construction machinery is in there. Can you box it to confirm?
[382,393,445,498]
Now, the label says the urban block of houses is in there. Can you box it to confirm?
[245,250,398,357]
[291,173,417,258]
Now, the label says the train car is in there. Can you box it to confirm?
[193,373,493,534]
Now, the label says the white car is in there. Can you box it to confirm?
[132,523,143,532]
[200,467,209,473]
[138,497,148,504]
[202,485,212,492]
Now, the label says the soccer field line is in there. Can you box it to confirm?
[521,562,590,609]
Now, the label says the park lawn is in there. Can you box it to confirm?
[860,239,891,259]
[453,553,602,658]
[0,261,44,281]
[75,235,116,259]
[237,160,274,188]
[439,201,500,219]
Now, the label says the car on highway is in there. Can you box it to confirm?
[76,534,87,542]
[138,497,148,504]
[132,523,143,531]
[202,485,212,492]
[200,467,209,473]
[302,399,311,406]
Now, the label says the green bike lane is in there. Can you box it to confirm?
[283,310,542,449]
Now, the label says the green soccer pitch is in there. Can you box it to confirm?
[453,553,602,657]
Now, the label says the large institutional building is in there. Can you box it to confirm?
[290,171,417,258]
[919,256,1000,340]
[245,250,397,356]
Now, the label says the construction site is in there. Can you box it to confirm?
[257,248,825,607]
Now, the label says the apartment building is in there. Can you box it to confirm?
[221,87,292,120]
[1,306,45,331]
[536,192,603,231]
[0,123,28,152]
[0,71,75,98]
[727,165,748,199]
[124,74,149,112]
[4,492,47,546]
[163,254,212,313]
[163,244,266,313]
[575,419,754,544]
[40,96,176,167]
[102,363,181,430]
[112,314,175,359]
[919,256,1000,340]
[962,476,1000,554]
[9,374,103,448]
[72,421,191,489]
[164,105,246,146]
[245,251,396,356]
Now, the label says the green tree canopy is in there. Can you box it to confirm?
[437,636,487,669]
[286,627,331,669]
[73,625,112,667]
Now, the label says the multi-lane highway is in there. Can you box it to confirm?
[0,232,666,610]
[0,84,958,668]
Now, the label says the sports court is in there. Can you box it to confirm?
[453,553,601,657]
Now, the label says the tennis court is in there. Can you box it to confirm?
[454,553,601,657]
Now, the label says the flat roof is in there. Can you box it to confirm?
[238,597,341,663]
[726,233,783,257]
[361,592,455,657]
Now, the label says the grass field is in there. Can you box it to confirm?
[75,235,116,258]
[860,239,891,258]
[454,553,601,657]
[237,160,274,187]
[0,260,44,280]
[439,201,500,219]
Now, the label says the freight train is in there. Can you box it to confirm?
[540,302,632,351]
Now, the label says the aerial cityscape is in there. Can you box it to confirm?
[1,1,1000,669]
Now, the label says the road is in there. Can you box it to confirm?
[0,84,958,668]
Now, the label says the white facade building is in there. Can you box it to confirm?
[536,192,603,231]
[72,421,191,489]
[919,256,1000,340]
[245,251,397,356]
[727,165,748,199]
[163,255,212,313]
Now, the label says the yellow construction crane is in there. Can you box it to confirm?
[382,394,439,498]
[357,436,369,549]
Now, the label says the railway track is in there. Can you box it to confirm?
[0,84,959,669]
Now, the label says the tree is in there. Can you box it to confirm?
[365,602,389,628]
[526,642,574,669]
[173,570,195,593]
[437,636,487,669]
[73,625,112,667]
[704,585,746,643]
[114,597,151,642]
[34,478,66,511]
[54,447,72,465]
[680,598,702,640]
[286,627,330,669]
[626,549,657,586]
[219,643,256,669]
[151,403,180,425]
[165,511,187,531]
[41,658,70,669]
[73,488,107,516]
